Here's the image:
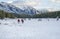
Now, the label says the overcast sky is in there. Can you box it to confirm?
[0,0,60,11]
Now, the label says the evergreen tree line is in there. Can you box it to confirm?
[0,10,15,19]
[0,10,60,18]
[33,11,60,18]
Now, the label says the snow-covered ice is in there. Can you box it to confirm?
[0,18,60,39]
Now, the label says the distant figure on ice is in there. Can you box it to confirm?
[0,23,1,24]
[56,16,59,21]
[47,18,49,21]
[38,18,42,21]
[18,19,20,23]
[21,19,24,23]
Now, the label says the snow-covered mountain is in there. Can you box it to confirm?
[0,2,38,14]
[37,9,49,14]
[22,6,38,14]
[0,2,25,14]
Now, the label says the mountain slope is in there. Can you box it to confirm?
[0,2,38,14]
[0,2,24,14]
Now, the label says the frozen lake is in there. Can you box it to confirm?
[0,18,60,39]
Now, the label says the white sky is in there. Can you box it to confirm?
[0,0,60,11]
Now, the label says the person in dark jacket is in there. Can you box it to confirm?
[18,19,20,23]
[21,19,24,23]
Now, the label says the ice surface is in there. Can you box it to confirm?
[0,18,60,39]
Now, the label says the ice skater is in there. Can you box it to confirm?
[18,19,20,23]
[48,18,49,21]
[0,23,1,24]
[56,16,59,21]
[21,19,24,23]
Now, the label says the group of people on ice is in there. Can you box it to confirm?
[17,19,24,23]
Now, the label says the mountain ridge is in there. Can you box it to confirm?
[0,2,39,15]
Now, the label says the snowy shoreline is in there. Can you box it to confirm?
[0,18,60,39]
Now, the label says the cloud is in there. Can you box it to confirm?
[0,0,15,3]
[12,0,41,7]
[50,0,60,3]
[26,2,37,6]
[25,1,40,6]
[10,0,60,11]
[7,1,13,3]
[46,7,59,12]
